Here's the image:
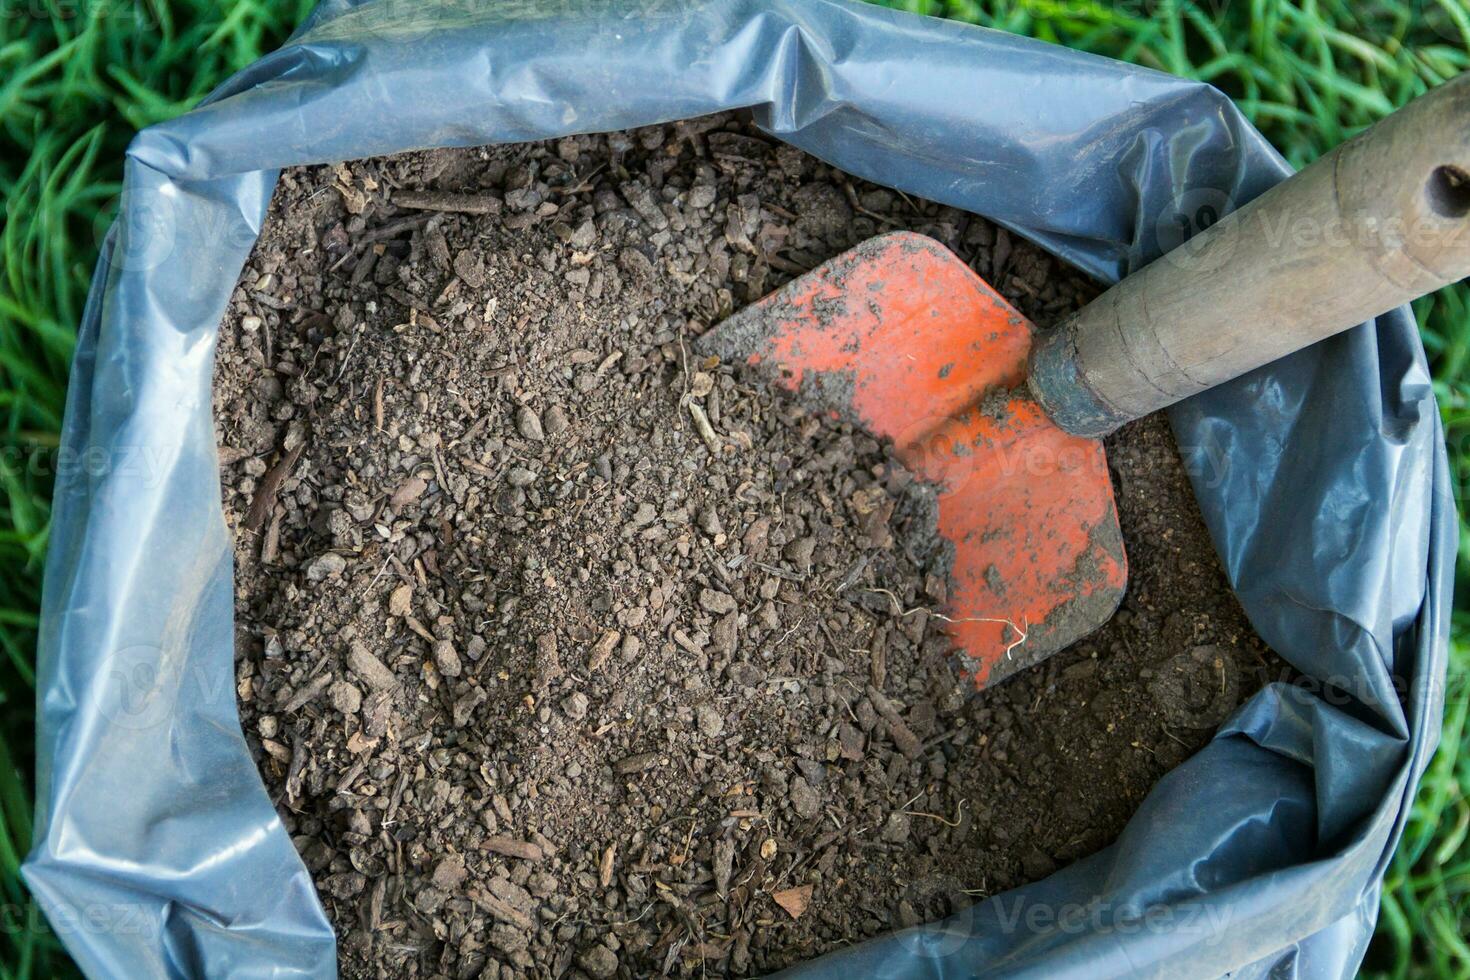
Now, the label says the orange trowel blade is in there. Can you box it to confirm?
[699,232,1126,689]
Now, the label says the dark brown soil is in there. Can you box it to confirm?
[214,112,1275,979]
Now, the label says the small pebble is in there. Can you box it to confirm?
[432,639,462,678]
[562,691,589,721]
[304,552,346,582]
[695,704,724,738]
[516,405,544,440]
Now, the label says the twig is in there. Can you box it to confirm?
[901,798,969,828]
[687,401,721,454]
[244,440,306,533]
[771,615,807,652]
[677,334,691,397]
[550,162,606,197]
[329,214,431,271]
[334,325,363,382]
[392,189,502,215]
[841,179,901,228]
[861,587,1029,657]
[754,561,805,582]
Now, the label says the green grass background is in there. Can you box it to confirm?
[1,0,1467,976]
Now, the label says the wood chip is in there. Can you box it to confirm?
[431,446,454,502]
[347,642,399,692]
[393,189,504,215]
[217,445,250,466]
[714,839,735,897]
[391,475,428,509]
[482,836,543,861]
[329,214,431,271]
[261,509,282,563]
[671,629,704,656]
[467,887,535,930]
[687,400,721,454]
[404,615,436,642]
[870,626,888,691]
[867,684,922,758]
[771,884,813,920]
[599,843,617,888]
[281,672,333,713]
[346,731,378,754]
[244,440,306,533]
[587,629,620,672]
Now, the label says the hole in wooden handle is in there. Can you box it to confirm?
[1426,164,1470,219]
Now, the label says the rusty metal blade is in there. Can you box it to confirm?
[699,232,1126,688]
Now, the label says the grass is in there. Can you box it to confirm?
[0,0,1465,976]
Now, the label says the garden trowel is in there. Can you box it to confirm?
[699,74,1470,689]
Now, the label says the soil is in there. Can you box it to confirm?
[214,112,1276,979]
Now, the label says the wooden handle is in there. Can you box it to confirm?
[1029,73,1470,436]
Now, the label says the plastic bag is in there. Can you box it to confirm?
[24,1,1452,976]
